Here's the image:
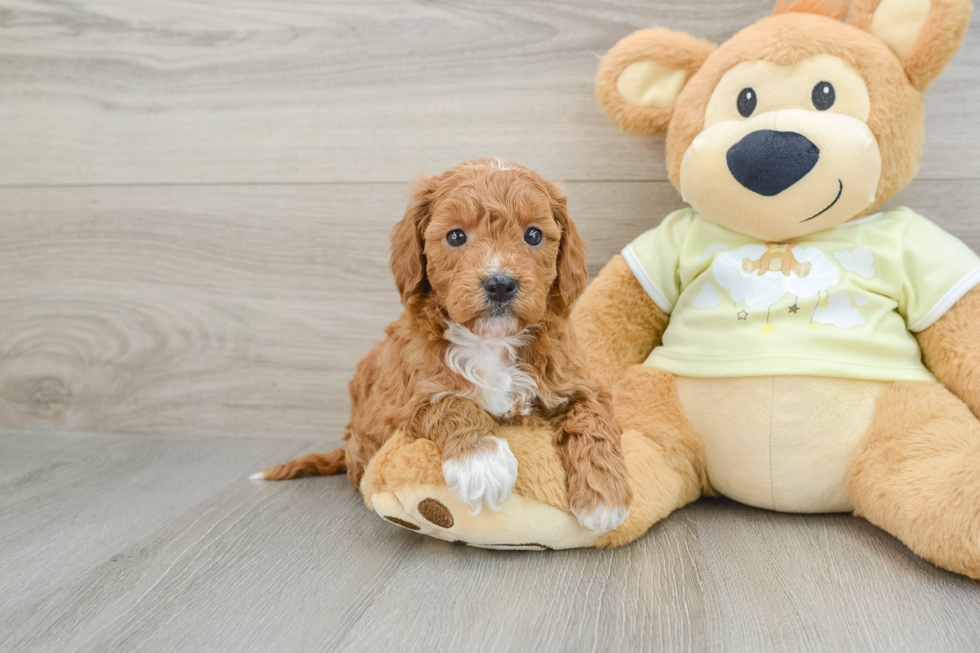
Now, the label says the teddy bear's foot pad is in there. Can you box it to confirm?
[369,483,596,551]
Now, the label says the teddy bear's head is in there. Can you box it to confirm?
[597,0,971,242]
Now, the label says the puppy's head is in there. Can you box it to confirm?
[390,158,587,336]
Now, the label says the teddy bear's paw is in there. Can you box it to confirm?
[572,504,630,536]
[441,436,518,513]
[368,483,598,551]
[370,491,452,534]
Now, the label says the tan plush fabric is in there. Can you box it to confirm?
[593,4,978,217]
[598,366,712,547]
[616,61,688,108]
[664,13,926,219]
[363,427,572,512]
[570,255,671,389]
[361,423,708,550]
[868,0,932,58]
[849,0,973,91]
[357,368,712,551]
[371,483,597,551]
[849,381,980,578]
[916,285,980,418]
[361,426,661,550]
[595,28,716,136]
[676,376,885,512]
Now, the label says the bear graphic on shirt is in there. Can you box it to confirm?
[711,244,840,310]
[742,243,812,278]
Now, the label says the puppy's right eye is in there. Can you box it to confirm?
[737,88,757,118]
[446,229,467,247]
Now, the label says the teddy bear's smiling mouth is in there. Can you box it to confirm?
[800,179,843,223]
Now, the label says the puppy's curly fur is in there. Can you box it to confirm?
[259,159,631,530]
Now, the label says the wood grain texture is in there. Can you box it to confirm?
[2,2,980,648]
[0,181,974,439]
[0,0,977,184]
[1,430,978,653]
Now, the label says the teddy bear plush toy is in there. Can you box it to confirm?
[357,0,980,578]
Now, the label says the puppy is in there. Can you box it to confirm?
[256,158,631,534]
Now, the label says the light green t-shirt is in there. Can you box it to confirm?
[622,207,980,381]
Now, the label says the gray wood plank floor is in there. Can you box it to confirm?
[2,0,979,650]
[2,429,979,653]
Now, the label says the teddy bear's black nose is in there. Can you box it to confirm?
[726,130,820,197]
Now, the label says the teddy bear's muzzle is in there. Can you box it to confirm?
[726,129,820,196]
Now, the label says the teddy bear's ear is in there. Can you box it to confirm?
[848,0,972,91]
[596,28,716,136]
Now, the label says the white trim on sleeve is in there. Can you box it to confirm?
[841,211,884,226]
[621,244,673,314]
[909,267,980,332]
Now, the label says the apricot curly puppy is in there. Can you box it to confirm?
[256,158,631,535]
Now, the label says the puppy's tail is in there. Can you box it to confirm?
[250,449,347,481]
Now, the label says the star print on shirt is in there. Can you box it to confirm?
[761,323,775,335]
[788,304,800,314]
[737,310,748,320]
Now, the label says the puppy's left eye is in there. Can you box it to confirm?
[524,228,543,246]
[446,229,467,247]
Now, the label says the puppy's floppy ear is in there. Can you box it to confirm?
[596,28,715,136]
[849,0,972,91]
[390,175,438,304]
[545,182,588,316]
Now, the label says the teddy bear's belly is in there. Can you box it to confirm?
[675,376,887,513]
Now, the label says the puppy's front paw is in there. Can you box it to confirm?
[567,462,632,535]
[442,436,518,513]
[572,504,629,536]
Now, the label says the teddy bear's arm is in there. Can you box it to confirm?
[571,255,669,389]
[916,286,980,417]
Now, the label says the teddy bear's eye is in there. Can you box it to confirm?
[737,88,757,118]
[737,88,759,118]
[812,81,836,111]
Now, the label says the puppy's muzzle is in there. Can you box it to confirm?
[482,274,519,303]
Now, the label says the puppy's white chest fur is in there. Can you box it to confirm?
[443,321,538,417]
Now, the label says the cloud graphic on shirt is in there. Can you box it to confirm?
[855,293,869,307]
[813,292,866,328]
[694,244,728,263]
[787,247,841,297]
[693,283,721,308]
[712,245,840,309]
[834,248,875,278]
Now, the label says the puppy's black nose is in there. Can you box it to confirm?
[483,275,519,303]
[726,130,820,196]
